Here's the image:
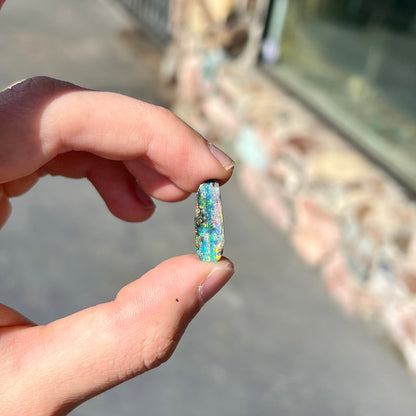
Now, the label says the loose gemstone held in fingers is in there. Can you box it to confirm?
[194,180,224,262]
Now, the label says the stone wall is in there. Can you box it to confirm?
[163,0,416,377]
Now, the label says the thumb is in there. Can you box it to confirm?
[6,255,234,415]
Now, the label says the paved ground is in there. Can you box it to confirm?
[1,1,416,415]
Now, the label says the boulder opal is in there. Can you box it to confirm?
[194,180,224,262]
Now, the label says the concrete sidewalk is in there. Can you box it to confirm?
[1,1,416,415]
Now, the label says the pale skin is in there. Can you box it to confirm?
[0,2,234,414]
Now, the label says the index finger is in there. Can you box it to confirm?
[0,77,234,191]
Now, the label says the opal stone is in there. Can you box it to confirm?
[194,180,224,262]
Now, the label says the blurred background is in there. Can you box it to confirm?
[1,0,416,415]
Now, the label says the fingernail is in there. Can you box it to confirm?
[208,143,235,171]
[135,184,155,210]
[198,260,234,304]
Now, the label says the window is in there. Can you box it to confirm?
[262,0,416,189]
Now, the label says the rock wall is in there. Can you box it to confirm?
[163,0,416,377]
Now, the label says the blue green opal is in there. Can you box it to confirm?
[194,180,224,262]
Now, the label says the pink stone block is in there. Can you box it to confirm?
[384,301,416,375]
[202,96,239,137]
[269,157,302,196]
[292,197,340,265]
[284,136,318,158]
[322,252,358,315]
[259,191,292,232]
[396,262,416,295]
[307,150,375,185]
[322,252,378,317]
[177,55,202,102]
[237,166,262,200]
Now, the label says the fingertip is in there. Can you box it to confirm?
[208,143,235,172]
[120,254,234,300]
[195,142,234,190]
[149,254,235,305]
[198,257,235,304]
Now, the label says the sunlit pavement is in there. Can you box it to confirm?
[1,1,416,415]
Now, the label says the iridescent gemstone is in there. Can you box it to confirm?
[194,180,224,262]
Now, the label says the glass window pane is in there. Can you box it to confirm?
[263,0,416,189]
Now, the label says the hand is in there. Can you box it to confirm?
[0,77,234,415]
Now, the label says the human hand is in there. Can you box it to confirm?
[0,77,234,415]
